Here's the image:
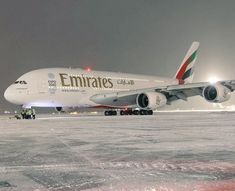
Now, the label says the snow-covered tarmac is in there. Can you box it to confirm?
[0,112,235,191]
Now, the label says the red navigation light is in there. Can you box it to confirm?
[85,67,92,72]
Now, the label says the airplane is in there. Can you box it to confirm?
[4,42,235,116]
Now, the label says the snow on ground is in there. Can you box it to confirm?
[0,112,234,190]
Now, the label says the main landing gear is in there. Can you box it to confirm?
[104,109,153,116]
[120,109,153,115]
[104,110,117,116]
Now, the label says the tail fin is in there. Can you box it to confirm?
[175,41,200,84]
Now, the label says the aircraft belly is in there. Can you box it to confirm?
[90,93,137,107]
[52,91,95,107]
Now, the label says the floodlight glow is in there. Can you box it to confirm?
[208,76,220,84]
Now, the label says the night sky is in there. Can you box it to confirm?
[1,0,235,112]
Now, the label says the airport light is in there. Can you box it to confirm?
[208,76,220,84]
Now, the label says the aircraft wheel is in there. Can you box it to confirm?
[112,111,117,115]
[133,110,140,115]
[104,111,110,116]
[127,110,132,115]
[140,110,146,115]
[147,110,153,115]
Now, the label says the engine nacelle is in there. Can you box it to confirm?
[202,84,231,103]
[136,92,167,110]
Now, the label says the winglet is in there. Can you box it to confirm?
[175,41,200,84]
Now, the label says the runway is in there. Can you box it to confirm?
[0,112,235,190]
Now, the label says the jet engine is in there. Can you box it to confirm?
[202,84,231,103]
[136,92,167,110]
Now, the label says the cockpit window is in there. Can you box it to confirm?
[14,81,27,84]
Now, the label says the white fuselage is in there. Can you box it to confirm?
[4,68,178,108]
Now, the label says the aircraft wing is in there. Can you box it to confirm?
[90,80,235,107]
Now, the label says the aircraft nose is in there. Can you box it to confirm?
[4,86,11,101]
[4,85,17,104]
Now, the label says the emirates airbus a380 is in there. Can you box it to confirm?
[4,42,235,116]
